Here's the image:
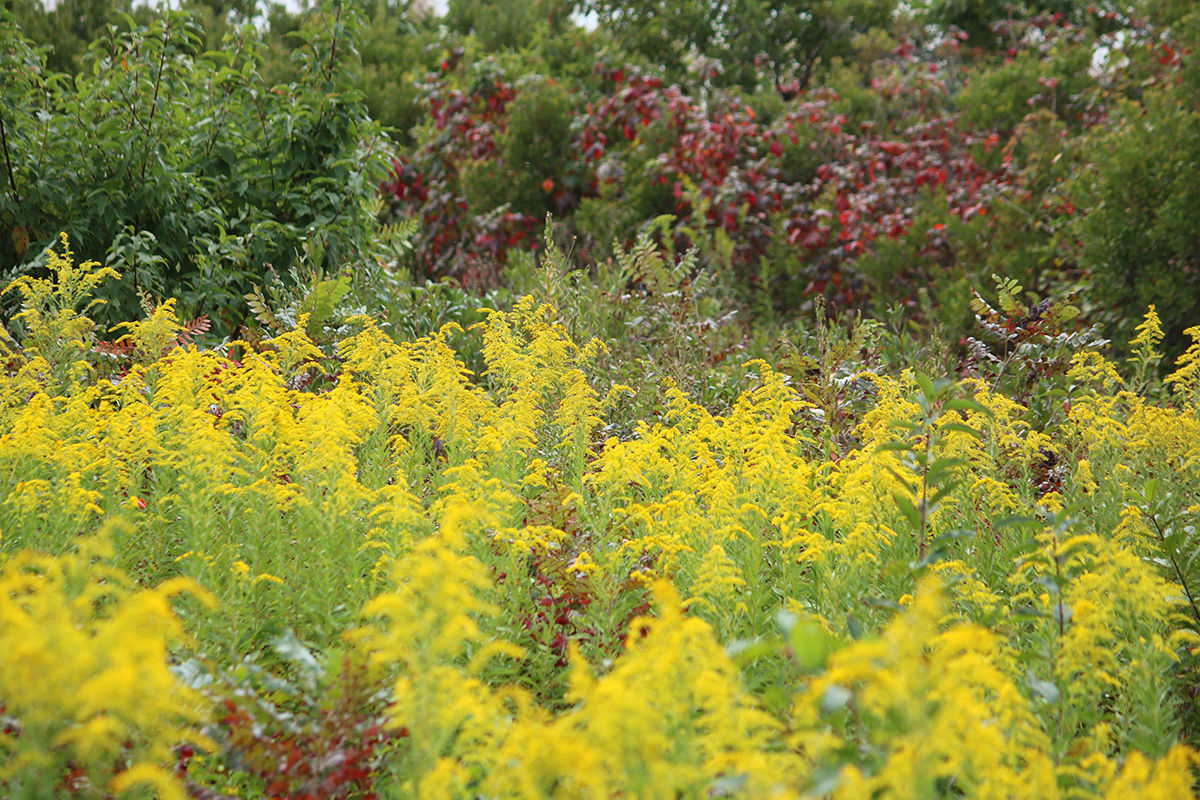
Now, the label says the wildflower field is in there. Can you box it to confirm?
[1,237,1199,799]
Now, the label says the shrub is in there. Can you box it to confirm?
[0,4,391,336]
[956,30,1095,133]
[384,58,1020,316]
[1074,89,1200,358]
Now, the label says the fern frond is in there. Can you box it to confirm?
[246,286,281,332]
[176,315,211,347]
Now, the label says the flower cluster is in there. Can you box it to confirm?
[1,248,1198,796]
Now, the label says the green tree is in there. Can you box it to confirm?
[0,3,391,334]
[3,0,138,74]
[917,0,1089,49]
[1074,89,1200,359]
[446,0,575,52]
[582,0,895,93]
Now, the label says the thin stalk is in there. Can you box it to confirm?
[1143,509,1200,627]
[918,431,931,559]
[1052,535,1066,750]
[141,21,171,184]
[0,114,19,205]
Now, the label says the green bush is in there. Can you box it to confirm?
[1074,89,1200,358]
[957,41,1094,133]
[459,75,575,219]
[0,4,391,335]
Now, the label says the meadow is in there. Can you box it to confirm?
[4,1,1200,794]
[2,235,1199,798]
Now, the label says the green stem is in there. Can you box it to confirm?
[1143,509,1200,628]
[918,432,931,559]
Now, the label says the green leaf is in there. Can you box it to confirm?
[927,480,965,510]
[915,372,936,400]
[893,492,922,532]
[788,618,837,672]
[925,457,967,486]
[1034,574,1062,595]
[1028,673,1061,704]
[725,637,777,665]
[941,421,983,440]
[943,396,991,416]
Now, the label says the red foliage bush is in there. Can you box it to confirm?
[383,44,1041,311]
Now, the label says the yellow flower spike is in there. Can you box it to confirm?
[267,315,328,378]
[690,544,748,618]
[0,543,209,798]
[1129,305,1164,368]
[1068,350,1125,394]
[109,763,190,800]
[801,577,1066,799]
[437,320,465,338]
[1166,325,1200,405]
[155,576,218,609]
[539,579,788,797]
[566,550,599,578]
[2,233,120,391]
[1103,746,1199,800]
[1074,458,1099,494]
[111,298,183,364]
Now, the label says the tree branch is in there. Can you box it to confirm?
[0,113,19,206]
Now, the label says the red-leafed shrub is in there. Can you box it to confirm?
[189,656,397,800]
[383,42,1074,319]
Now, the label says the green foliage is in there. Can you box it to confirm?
[582,0,895,92]
[0,4,391,336]
[957,39,1095,132]
[918,0,1087,49]
[1132,479,1200,634]
[353,0,437,140]
[245,270,366,377]
[854,190,991,336]
[1,232,119,391]
[501,77,576,203]
[1074,89,1200,359]
[774,296,884,454]
[3,0,141,75]
[446,0,568,52]
[506,220,747,418]
[461,75,575,219]
[878,374,989,561]
[964,273,1101,428]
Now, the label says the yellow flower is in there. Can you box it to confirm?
[1166,325,1200,405]
[0,538,213,796]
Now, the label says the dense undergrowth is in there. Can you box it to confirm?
[2,237,1199,797]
